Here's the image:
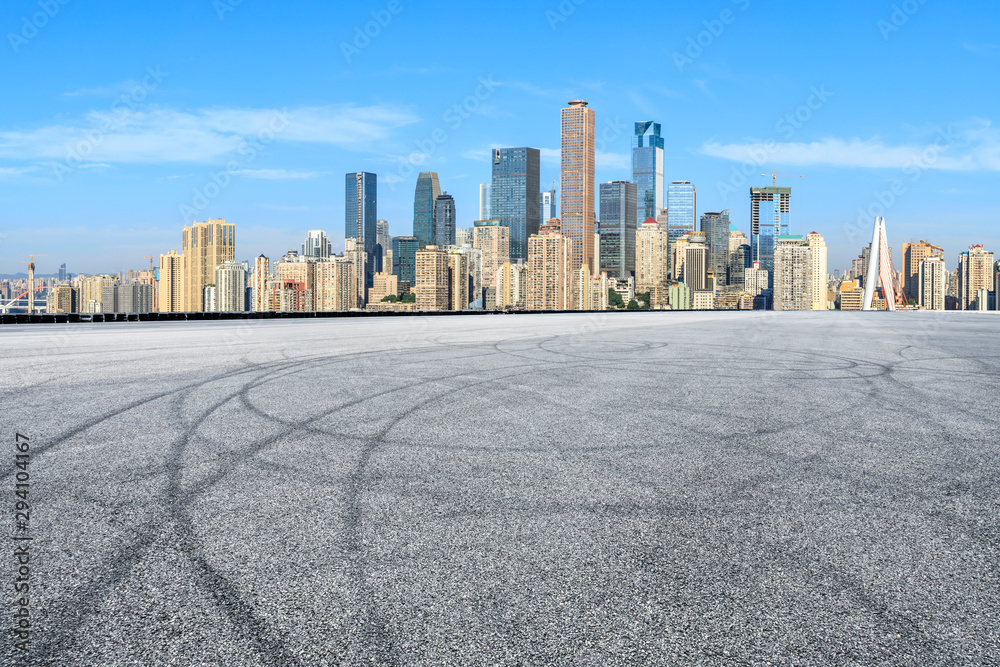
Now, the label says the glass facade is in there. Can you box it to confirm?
[667,181,696,277]
[598,181,638,279]
[433,192,457,247]
[632,121,664,226]
[750,186,791,280]
[699,210,730,283]
[540,187,557,223]
[344,172,377,287]
[413,172,440,248]
[392,236,419,285]
[491,147,541,262]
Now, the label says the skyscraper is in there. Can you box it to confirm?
[413,172,441,248]
[252,255,270,312]
[598,181,638,279]
[773,235,811,311]
[392,236,419,286]
[302,230,332,259]
[473,219,510,290]
[345,172,377,288]
[541,186,557,223]
[158,250,184,313]
[632,121,664,226]
[635,217,669,289]
[181,218,235,312]
[699,210,730,284]
[750,186,791,277]
[59,263,67,282]
[491,147,541,263]
[666,181,696,276]
[806,232,828,310]
[683,232,708,291]
[479,184,491,221]
[527,219,573,311]
[215,261,247,312]
[903,240,944,301]
[433,192,457,248]
[376,219,390,274]
[958,245,994,310]
[918,256,946,310]
[560,100,596,273]
[415,245,450,311]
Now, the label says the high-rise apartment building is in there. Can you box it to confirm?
[635,217,669,289]
[181,219,236,312]
[415,245,450,311]
[413,172,441,248]
[806,232,828,310]
[158,250,184,313]
[345,172,377,288]
[773,236,811,311]
[447,250,470,311]
[433,192,457,248]
[903,240,944,301]
[392,236,419,287]
[491,147,541,263]
[302,230,332,259]
[918,256,946,310]
[632,121,664,226]
[700,210,730,284]
[252,255,270,312]
[314,256,358,311]
[750,186,791,277]
[598,181,638,279]
[541,186,557,223]
[527,219,573,311]
[683,232,708,291]
[276,251,315,311]
[215,261,247,312]
[473,219,510,290]
[560,100,596,273]
[958,245,994,310]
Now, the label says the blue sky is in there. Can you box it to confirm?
[1,0,997,275]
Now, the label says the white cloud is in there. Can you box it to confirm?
[0,166,39,179]
[230,168,324,180]
[0,104,419,165]
[701,124,1000,172]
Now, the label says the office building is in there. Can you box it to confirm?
[683,232,708,291]
[413,172,441,248]
[750,186,791,276]
[598,180,638,279]
[635,217,670,289]
[473,219,510,290]
[918,256,946,311]
[415,245,450,311]
[433,192,457,248]
[479,184,491,221]
[392,236,419,287]
[302,230,332,260]
[527,219,573,311]
[700,210,730,284]
[958,245,994,310]
[375,220,391,274]
[159,250,184,313]
[773,236,811,311]
[632,121,664,226]
[541,186,557,223]
[903,240,944,301]
[215,261,247,312]
[560,100,596,273]
[182,218,236,312]
[345,172,377,288]
[491,147,541,262]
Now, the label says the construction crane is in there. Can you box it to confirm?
[760,170,805,187]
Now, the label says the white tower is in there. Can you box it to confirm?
[861,217,899,311]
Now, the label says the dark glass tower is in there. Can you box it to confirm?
[491,147,540,262]
[392,236,419,285]
[632,122,664,227]
[750,186,791,279]
[413,172,441,248]
[345,172,377,288]
[699,210,730,284]
[433,192,456,247]
[598,181,638,278]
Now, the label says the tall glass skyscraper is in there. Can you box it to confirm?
[345,172,377,288]
[491,147,541,262]
[598,181,638,279]
[413,172,440,248]
[479,184,491,220]
[699,210,730,283]
[433,192,457,247]
[540,186,557,222]
[667,181,696,276]
[750,186,791,279]
[632,121,664,226]
[392,236,419,285]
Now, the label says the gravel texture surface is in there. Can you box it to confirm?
[1,311,998,666]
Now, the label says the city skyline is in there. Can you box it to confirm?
[2,1,999,276]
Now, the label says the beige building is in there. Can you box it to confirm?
[252,255,270,312]
[958,245,994,310]
[52,284,78,313]
[158,250,184,313]
[78,274,119,313]
[635,218,669,289]
[493,261,525,310]
[473,219,510,290]
[903,240,944,302]
[181,219,235,312]
[527,220,573,311]
[918,256,945,311]
[672,233,690,282]
[416,245,450,311]
[805,231,828,310]
[448,250,470,311]
[314,256,359,311]
[368,270,398,305]
[560,100,596,274]
[839,280,864,311]
[571,264,609,311]
[276,252,316,311]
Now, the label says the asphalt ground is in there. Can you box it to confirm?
[1,311,998,666]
